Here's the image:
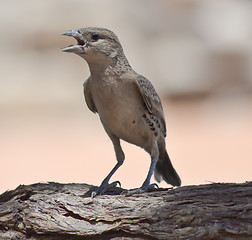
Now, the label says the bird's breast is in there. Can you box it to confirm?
[91,79,151,147]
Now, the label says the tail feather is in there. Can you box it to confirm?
[154,150,181,186]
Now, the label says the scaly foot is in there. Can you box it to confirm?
[121,183,158,196]
[91,181,121,198]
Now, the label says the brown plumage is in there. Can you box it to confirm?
[62,27,181,196]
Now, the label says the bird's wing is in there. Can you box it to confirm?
[83,77,97,113]
[135,75,167,136]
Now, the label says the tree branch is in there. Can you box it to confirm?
[0,182,251,239]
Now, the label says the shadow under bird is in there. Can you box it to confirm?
[62,27,181,196]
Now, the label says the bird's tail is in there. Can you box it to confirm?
[154,149,181,186]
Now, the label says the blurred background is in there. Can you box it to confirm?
[0,0,251,194]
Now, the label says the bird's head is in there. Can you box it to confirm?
[62,27,124,64]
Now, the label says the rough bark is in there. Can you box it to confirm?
[0,182,251,240]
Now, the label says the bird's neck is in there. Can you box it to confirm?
[88,54,132,78]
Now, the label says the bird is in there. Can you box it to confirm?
[61,27,181,196]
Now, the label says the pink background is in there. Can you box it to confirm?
[1,0,251,193]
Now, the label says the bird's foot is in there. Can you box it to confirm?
[91,181,121,198]
[121,183,159,196]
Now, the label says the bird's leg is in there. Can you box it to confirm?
[91,136,124,197]
[121,157,158,196]
[91,162,122,198]
[140,157,158,191]
[122,141,159,196]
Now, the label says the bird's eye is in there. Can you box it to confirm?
[91,33,100,41]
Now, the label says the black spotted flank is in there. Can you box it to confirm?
[132,120,136,124]
[143,113,161,136]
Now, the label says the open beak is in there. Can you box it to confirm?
[61,29,86,53]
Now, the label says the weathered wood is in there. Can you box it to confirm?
[0,182,251,240]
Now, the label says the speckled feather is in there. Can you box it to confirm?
[136,75,167,137]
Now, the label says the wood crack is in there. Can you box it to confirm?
[0,182,251,239]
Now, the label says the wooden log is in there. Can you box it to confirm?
[0,182,251,239]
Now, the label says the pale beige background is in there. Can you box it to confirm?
[1,0,252,193]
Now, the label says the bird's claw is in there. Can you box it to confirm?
[147,183,159,190]
[91,191,97,198]
[110,180,121,188]
[121,183,159,196]
[91,181,121,198]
